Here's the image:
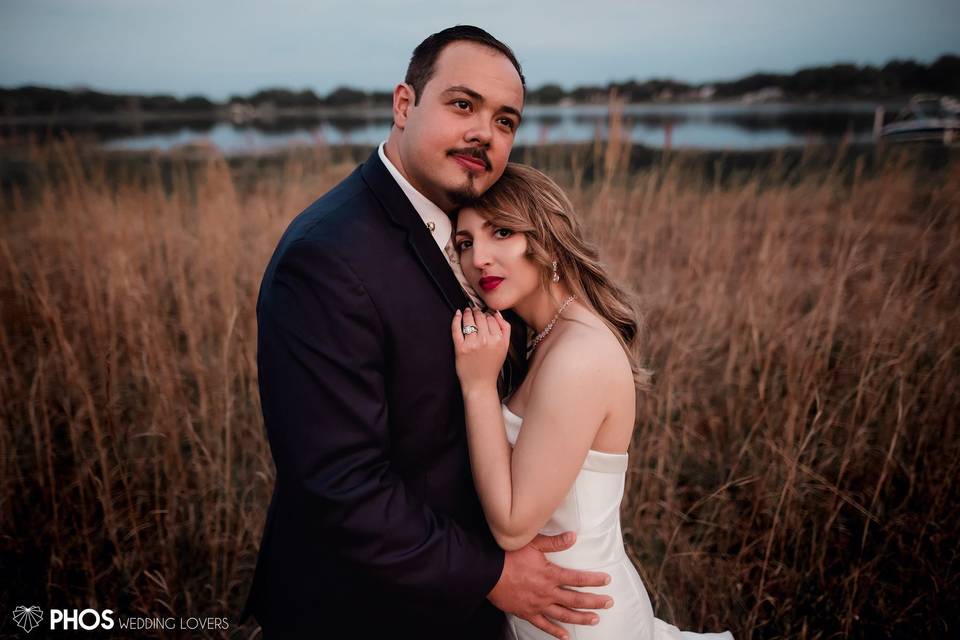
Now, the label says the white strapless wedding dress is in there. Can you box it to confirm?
[501,405,733,640]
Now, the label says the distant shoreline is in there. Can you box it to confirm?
[2,53,956,122]
[0,98,915,128]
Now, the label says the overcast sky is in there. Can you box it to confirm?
[1,0,957,100]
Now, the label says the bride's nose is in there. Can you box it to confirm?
[470,238,493,271]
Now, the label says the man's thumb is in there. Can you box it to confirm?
[531,531,576,553]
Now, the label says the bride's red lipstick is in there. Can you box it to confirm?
[479,276,504,292]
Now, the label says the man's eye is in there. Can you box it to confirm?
[453,100,471,110]
[494,228,513,239]
[497,118,516,131]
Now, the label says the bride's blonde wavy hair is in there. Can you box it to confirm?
[467,162,652,389]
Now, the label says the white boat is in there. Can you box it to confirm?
[881,95,960,143]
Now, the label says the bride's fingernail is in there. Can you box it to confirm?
[605,598,614,608]
[591,616,599,625]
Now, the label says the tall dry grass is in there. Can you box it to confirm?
[1,137,958,638]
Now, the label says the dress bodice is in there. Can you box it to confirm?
[500,404,735,640]
[501,404,630,569]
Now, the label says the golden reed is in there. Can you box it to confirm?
[1,134,958,638]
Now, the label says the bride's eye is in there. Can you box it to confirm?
[456,239,473,251]
[494,228,513,239]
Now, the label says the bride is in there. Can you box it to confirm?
[450,163,733,640]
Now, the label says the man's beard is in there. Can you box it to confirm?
[445,174,484,206]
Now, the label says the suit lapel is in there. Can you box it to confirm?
[360,149,470,312]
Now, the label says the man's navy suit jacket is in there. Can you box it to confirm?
[243,149,526,637]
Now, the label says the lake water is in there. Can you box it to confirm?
[95,102,894,153]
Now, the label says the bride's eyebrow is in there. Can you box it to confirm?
[455,221,492,238]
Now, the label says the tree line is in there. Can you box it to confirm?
[535,55,959,103]
[1,54,956,117]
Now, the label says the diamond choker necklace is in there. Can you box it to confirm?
[527,295,576,354]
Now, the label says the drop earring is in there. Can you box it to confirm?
[551,260,560,283]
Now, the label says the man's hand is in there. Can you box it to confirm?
[487,532,613,640]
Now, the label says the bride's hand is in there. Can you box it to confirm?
[451,307,511,392]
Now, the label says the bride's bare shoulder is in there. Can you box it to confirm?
[542,311,632,381]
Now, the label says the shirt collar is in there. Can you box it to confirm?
[378,141,451,252]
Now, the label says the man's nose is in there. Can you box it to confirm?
[465,117,493,146]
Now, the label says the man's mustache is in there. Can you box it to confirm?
[447,147,491,171]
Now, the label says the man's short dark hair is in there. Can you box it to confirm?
[405,25,525,105]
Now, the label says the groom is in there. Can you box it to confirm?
[243,26,612,639]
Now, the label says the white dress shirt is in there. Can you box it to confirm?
[377,142,481,306]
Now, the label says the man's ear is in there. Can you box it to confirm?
[393,83,415,129]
